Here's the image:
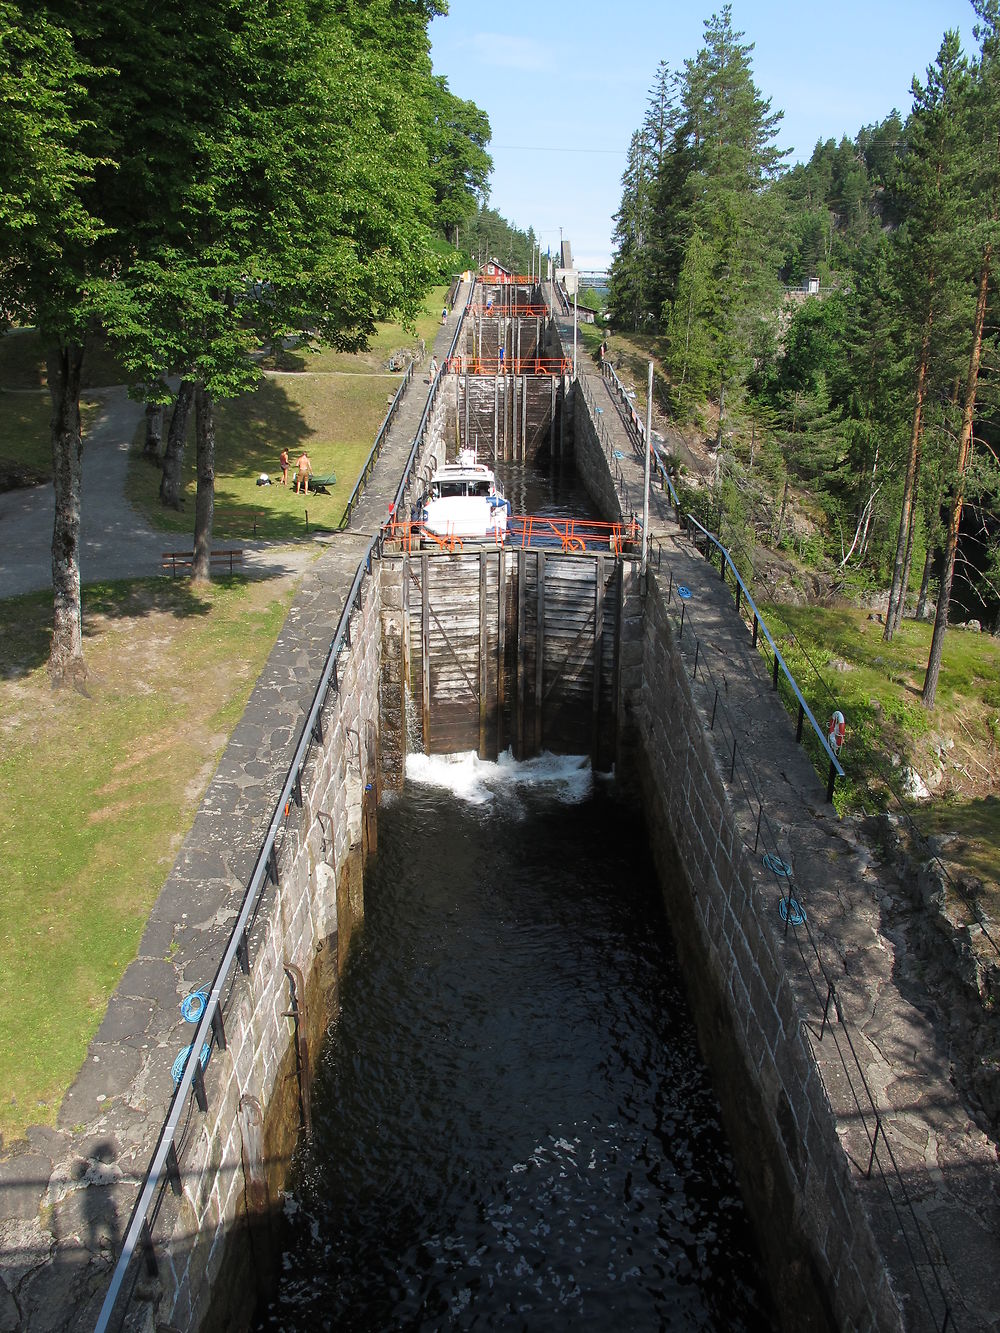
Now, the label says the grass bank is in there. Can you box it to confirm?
[767,603,1000,910]
[0,573,300,1141]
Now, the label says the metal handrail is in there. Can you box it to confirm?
[595,359,842,795]
[652,556,955,1333]
[95,502,396,1333]
[683,512,845,794]
[340,361,414,528]
[392,281,475,515]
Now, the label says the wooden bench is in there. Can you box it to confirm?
[161,549,244,576]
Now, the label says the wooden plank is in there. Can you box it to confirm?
[496,548,506,757]
[592,554,605,766]
[420,553,430,752]
[402,553,411,705]
[525,373,533,461]
[479,549,488,758]
[534,549,545,756]
[516,547,526,758]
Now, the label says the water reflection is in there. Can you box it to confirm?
[257,755,773,1331]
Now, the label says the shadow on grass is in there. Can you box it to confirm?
[0,579,225,677]
[216,375,312,473]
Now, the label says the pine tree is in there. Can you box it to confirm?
[884,31,974,640]
[924,0,1000,705]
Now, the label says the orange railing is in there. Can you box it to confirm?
[478,273,535,285]
[443,355,571,376]
[508,514,639,555]
[472,303,549,318]
[383,513,639,556]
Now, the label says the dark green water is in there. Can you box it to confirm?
[256,755,774,1331]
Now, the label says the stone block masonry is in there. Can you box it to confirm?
[632,572,903,1332]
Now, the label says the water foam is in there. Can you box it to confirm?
[405,749,593,808]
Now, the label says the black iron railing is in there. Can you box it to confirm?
[340,361,414,528]
[647,541,955,1333]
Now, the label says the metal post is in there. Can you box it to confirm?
[641,360,652,579]
[572,285,578,381]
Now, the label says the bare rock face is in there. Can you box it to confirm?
[900,765,931,800]
[870,812,1000,1138]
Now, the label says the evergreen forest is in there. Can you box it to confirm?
[608,2,1000,709]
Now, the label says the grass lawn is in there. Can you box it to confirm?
[0,574,299,1141]
[257,285,449,374]
[0,285,449,507]
[766,603,1000,899]
[125,372,399,540]
[0,283,453,1141]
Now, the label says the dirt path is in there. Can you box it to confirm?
[0,386,323,599]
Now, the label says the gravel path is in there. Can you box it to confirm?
[0,385,324,599]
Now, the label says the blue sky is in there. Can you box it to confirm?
[428,0,980,269]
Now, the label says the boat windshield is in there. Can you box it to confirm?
[435,480,492,498]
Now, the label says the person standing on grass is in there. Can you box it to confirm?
[295,451,312,494]
[279,448,289,485]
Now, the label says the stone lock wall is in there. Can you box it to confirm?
[630,572,902,1333]
[571,382,622,521]
[134,564,385,1333]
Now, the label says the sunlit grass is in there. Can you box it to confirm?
[0,575,298,1140]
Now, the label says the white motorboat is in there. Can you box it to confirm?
[418,447,510,543]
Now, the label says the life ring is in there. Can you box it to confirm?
[827,710,846,755]
[563,535,586,553]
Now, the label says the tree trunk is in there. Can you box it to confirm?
[885,314,931,642]
[891,452,921,635]
[923,247,991,708]
[160,379,194,509]
[915,545,935,621]
[143,400,164,461]
[774,477,790,546]
[192,383,215,582]
[47,340,86,687]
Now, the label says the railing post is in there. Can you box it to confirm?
[710,687,719,730]
[795,703,804,743]
[866,1117,882,1178]
[819,981,834,1040]
[679,602,686,639]
[772,653,780,691]
[826,761,837,804]
[752,614,759,647]
[692,641,700,680]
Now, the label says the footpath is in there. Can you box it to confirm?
[0,291,466,1331]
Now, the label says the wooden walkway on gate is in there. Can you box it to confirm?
[400,547,639,768]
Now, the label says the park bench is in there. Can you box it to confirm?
[161,549,244,576]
